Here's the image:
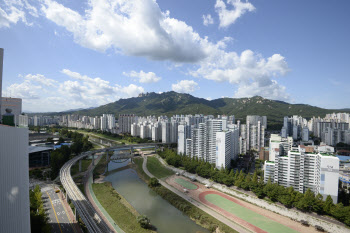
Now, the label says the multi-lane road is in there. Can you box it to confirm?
[42,186,76,233]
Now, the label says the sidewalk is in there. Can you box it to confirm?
[83,154,125,233]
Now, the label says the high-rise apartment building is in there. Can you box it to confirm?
[264,150,339,203]
[119,114,138,133]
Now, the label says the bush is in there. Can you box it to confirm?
[148,177,160,187]
[137,215,151,229]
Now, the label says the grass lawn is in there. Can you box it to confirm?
[92,182,154,233]
[71,159,91,176]
[205,194,297,233]
[133,158,150,181]
[77,130,131,144]
[146,156,174,179]
[174,178,198,190]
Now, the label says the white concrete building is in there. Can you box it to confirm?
[162,121,170,143]
[0,124,30,232]
[264,150,339,203]
[177,124,186,155]
[302,127,309,142]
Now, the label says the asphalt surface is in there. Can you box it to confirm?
[42,186,76,233]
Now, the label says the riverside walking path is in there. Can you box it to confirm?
[141,154,251,233]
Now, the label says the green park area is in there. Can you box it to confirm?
[205,194,298,233]
[70,159,92,176]
[146,156,174,179]
[92,182,154,233]
[174,178,198,190]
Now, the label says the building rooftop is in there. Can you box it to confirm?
[29,146,53,154]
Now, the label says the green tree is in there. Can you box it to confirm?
[296,189,315,212]
[46,137,54,143]
[137,215,151,229]
[148,177,160,187]
[323,195,334,214]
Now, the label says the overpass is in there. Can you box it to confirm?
[59,143,160,232]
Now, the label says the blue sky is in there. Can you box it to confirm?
[0,0,349,112]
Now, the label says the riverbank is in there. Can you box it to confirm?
[134,157,237,233]
[92,182,155,233]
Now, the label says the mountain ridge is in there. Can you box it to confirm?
[33,91,350,128]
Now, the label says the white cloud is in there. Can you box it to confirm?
[5,80,41,99]
[190,47,290,101]
[5,70,144,112]
[234,80,290,101]
[215,0,255,28]
[123,70,161,83]
[24,74,57,87]
[60,69,144,105]
[172,80,199,93]
[202,14,214,26]
[0,0,37,28]
[41,0,207,63]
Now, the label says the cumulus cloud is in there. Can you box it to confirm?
[123,70,161,83]
[190,47,290,101]
[41,0,207,63]
[215,0,255,28]
[5,80,41,99]
[39,0,289,101]
[172,80,199,93]
[202,14,214,26]
[24,74,57,86]
[60,69,144,106]
[0,0,38,28]
[234,80,290,101]
[5,70,144,112]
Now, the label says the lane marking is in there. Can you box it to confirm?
[46,191,63,233]
[57,192,77,233]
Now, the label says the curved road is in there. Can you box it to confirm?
[60,153,113,233]
[141,154,251,233]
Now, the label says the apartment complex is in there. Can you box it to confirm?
[282,114,350,145]
[264,149,339,203]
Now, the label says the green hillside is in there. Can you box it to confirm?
[43,91,350,128]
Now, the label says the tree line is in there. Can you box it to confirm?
[30,185,50,233]
[50,130,93,179]
[79,128,153,143]
[158,148,350,226]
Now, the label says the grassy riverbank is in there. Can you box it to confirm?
[146,156,174,179]
[71,159,91,176]
[92,182,155,233]
[134,157,236,233]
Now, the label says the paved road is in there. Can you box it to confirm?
[83,153,124,233]
[141,154,251,233]
[42,186,76,233]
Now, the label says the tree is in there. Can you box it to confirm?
[313,193,324,213]
[137,215,151,229]
[323,195,334,214]
[296,188,315,212]
[148,177,160,187]
[58,137,65,144]
[46,137,54,143]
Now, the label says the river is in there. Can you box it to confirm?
[105,160,209,233]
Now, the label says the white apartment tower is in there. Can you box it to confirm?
[264,150,339,203]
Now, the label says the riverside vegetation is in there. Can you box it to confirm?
[158,148,350,227]
[133,157,236,233]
